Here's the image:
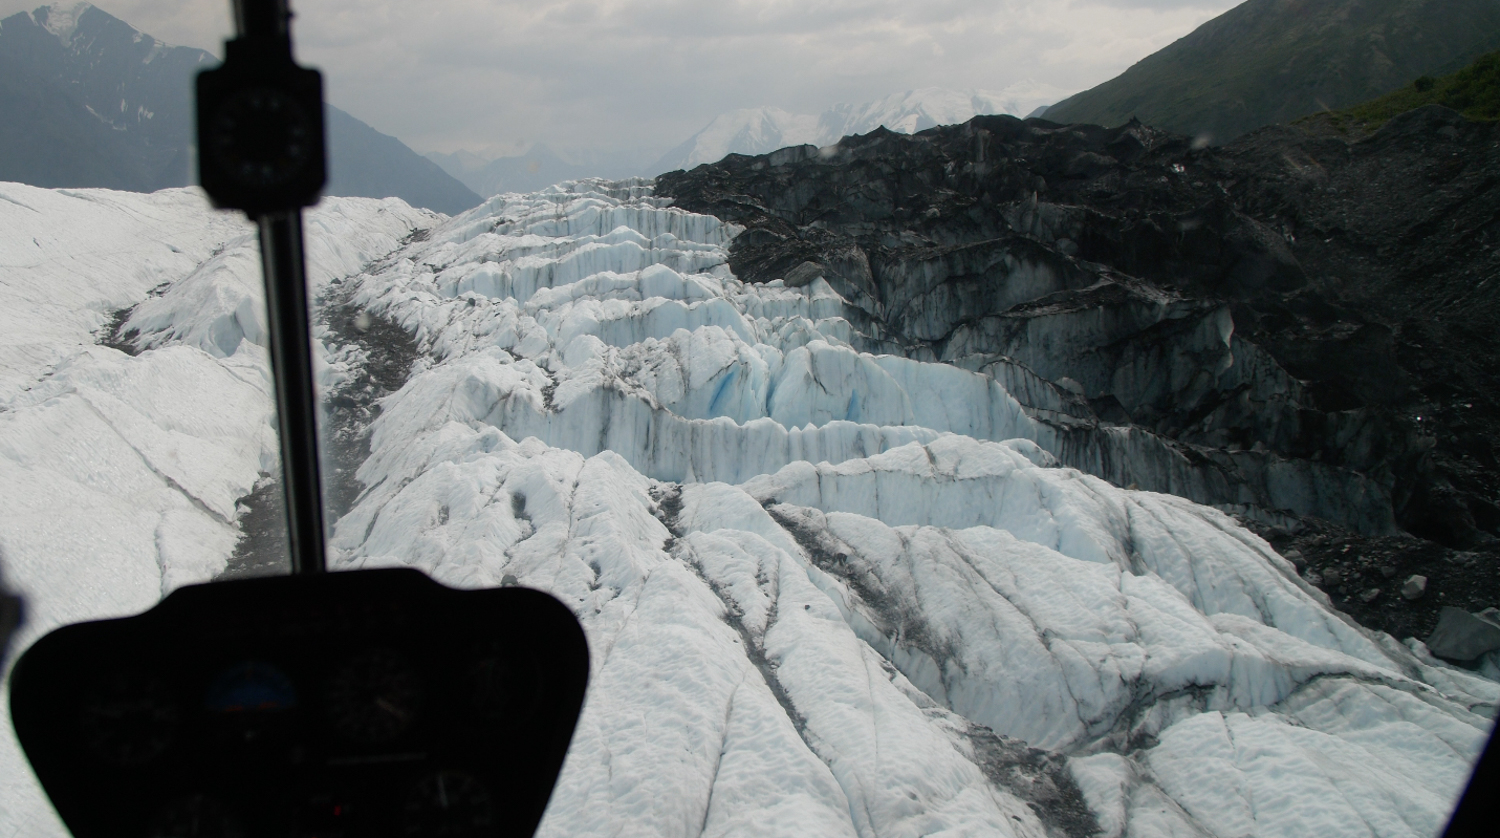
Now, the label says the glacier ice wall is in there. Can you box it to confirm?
[0,178,1495,838]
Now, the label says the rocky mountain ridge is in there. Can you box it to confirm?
[656,105,1500,644]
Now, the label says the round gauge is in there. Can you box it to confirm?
[402,770,495,837]
[78,671,179,765]
[147,794,247,838]
[464,655,516,727]
[324,649,422,743]
[465,643,542,730]
[205,661,298,714]
[207,85,314,188]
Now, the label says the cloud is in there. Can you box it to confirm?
[1,0,1240,163]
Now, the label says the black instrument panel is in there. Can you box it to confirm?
[9,568,589,838]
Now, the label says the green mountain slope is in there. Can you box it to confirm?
[1044,0,1500,143]
[1307,49,1500,133]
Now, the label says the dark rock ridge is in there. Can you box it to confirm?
[655,107,1500,568]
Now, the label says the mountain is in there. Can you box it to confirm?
[427,144,633,199]
[2,175,1495,838]
[425,84,1071,195]
[1043,0,1500,143]
[0,2,208,191]
[321,106,481,214]
[0,3,480,214]
[1308,48,1500,133]
[652,83,1069,173]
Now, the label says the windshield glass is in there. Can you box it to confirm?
[2,2,1496,837]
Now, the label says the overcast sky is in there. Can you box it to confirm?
[3,0,1241,163]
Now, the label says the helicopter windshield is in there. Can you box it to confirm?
[1,1,1497,837]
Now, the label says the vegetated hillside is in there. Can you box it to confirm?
[1305,49,1500,134]
[0,4,480,214]
[1044,0,1500,144]
[657,104,1500,643]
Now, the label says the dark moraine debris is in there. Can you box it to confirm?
[220,274,423,579]
[657,107,1500,645]
[220,475,289,580]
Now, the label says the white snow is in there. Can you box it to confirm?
[822,85,1071,139]
[0,177,1493,838]
[656,83,1071,172]
[36,2,93,47]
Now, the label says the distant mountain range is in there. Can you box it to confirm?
[651,83,1069,173]
[428,83,1072,198]
[1043,0,1500,143]
[0,3,480,214]
[424,145,640,200]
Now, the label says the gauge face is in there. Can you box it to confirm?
[205,661,298,714]
[403,771,495,838]
[465,643,543,731]
[208,85,314,189]
[325,649,422,744]
[464,655,517,728]
[148,794,247,838]
[78,671,180,765]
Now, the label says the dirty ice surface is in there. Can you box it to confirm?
[0,178,1495,838]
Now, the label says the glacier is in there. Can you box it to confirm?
[0,177,1495,838]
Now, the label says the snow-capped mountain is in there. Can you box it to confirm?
[0,178,1493,838]
[653,83,1070,172]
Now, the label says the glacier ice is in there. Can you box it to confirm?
[0,178,1495,838]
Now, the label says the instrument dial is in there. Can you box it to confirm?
[465,642,543,731]
[78,672,179,765]
[148,794,247,838]
[403,770,494,837]
[324,649,421,744]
